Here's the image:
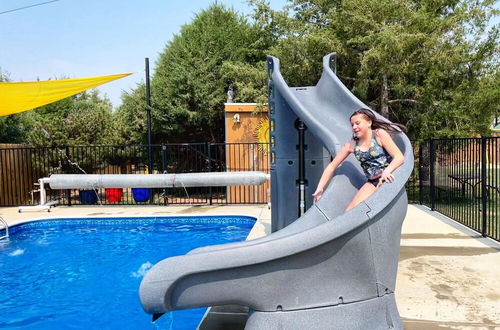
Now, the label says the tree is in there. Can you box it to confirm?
[114,83,148,145]
[25,90,116,146]
[65,91,117,145]
[118,3,271,143]
[0,68,28,144]
[249,0,500,141]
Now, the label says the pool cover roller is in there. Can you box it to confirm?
[49,172,268,189]
[139,53,414,329]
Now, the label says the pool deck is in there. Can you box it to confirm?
[1,204,499,329]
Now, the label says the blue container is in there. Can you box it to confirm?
[132,188,150,202]
[79,190,98,205]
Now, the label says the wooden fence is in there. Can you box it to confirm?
[0,144,35,205]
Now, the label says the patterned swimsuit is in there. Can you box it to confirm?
[353,131,392,184]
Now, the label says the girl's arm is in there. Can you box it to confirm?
[313,141,354,202]
[376,129,405,184]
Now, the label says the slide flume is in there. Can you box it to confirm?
[139,53,414,329]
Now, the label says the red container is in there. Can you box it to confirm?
[105,188,123,203]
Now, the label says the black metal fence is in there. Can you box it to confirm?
[405,137,499,241]
[0,143,270,207]
[1,139,498,241]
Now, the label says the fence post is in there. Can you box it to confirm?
[481,136,487,237]
[418,143,424,205]
[225,144,229,205]
[429,139,436,211]
[207,143,213,205]
[147,143,154,204]
[162,144,168,206]
[65,146,71,206]
[161,144,168,173]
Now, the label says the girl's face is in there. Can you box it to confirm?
[350,114,372,139]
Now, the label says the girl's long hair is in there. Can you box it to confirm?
[350,108,407,135]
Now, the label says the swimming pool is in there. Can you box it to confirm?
[0,216,255,329]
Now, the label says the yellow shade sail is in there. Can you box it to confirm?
[0,73,132,117]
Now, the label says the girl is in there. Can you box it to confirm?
[312,108,406,211]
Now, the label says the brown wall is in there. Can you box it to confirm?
[224,104,270,203]
[225,104,268,143]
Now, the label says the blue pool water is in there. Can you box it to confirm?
[0,216,255,329]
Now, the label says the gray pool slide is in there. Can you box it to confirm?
[139,53,414,329]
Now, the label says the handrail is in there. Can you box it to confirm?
[0,215,9,240]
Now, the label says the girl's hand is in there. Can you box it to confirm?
[378,169,394,187]
[312,187,324,203]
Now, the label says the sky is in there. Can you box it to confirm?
[1,0,498,110]
[0,0,288,108]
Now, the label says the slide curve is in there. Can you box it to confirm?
[139,53,414,329]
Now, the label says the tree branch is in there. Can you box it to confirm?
[388,99,425,105]
[380,73,389,117]
[338,75,356,82]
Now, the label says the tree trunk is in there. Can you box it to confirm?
[380,73,389,118]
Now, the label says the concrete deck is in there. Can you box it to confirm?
[1,204,499,329]
[398,205,500,330]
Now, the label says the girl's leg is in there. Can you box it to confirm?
[345,182,378,211]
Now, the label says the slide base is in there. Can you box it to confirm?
[246,294,402,330]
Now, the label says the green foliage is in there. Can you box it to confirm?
[25,90,117,146]
[0,68,28,144]
[66,93,117,145]
[119,3,271,143]
[221,60,269,106]
[249,0,499,141]
[114,83,148,145]
[153,3,267,141]
[0,115,28,143]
